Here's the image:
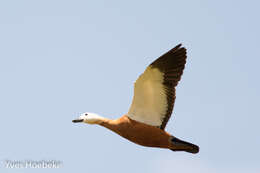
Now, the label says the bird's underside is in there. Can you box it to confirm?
[100,115,199,154]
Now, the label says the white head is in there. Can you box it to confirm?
[72,112,104,124]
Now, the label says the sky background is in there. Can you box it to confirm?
[0,0,260,172]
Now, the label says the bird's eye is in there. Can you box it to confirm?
[85,113,88,116]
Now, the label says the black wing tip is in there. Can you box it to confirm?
[174,43,185,48]
[176,43,182,48]
[160,43,186,60]
[151,43,186,64]
[172,43,186,52]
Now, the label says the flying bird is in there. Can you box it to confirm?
[73,44,199,154]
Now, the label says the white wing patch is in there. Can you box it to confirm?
[128,67,168,127]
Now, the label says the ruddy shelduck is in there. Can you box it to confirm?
[73,44,199,154]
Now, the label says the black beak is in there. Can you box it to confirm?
[72,119,84,123]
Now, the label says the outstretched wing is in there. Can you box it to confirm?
[127,44,187,130]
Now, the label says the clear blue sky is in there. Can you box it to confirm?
[0,0,259,172]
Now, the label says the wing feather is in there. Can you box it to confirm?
[128,44,187,129]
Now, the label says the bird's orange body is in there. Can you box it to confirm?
[101,115,172,149]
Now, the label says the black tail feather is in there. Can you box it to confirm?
[170,137,199,154]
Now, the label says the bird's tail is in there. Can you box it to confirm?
[170,136,199,154]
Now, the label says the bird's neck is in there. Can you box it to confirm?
[99,115,128,135]
[93,115,109,125]
[99,117,116,129]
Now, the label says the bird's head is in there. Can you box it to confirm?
[72,112,103,124]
